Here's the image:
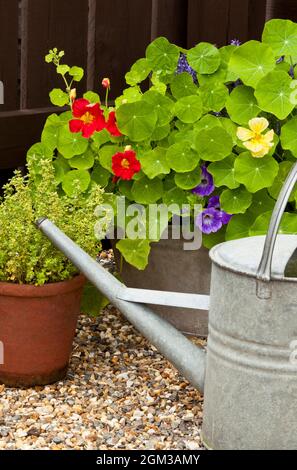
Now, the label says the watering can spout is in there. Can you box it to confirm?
[36,218,207,392]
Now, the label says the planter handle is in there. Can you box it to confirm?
[257,161,297,282]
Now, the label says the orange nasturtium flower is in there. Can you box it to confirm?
[237,117,274,158]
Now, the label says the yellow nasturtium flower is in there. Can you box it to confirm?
[237,117,274,158]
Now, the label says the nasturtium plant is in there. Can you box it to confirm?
[29,19,297,270]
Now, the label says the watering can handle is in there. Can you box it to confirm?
[257,161,297,282]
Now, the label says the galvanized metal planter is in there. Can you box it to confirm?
[113,236,211,337]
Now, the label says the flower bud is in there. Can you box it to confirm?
[70,88,76,101]
[124,145,132,152]
[102,78,111,89]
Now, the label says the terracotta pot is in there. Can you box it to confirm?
[113,237,211,337]
[0,274,85,387]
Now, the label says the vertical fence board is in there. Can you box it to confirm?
[24,0,89,109]
[266,0,297,21]
[94,0,152,99]
[151,0,187,46]
[0,0,19,111]
[187,0,230,47]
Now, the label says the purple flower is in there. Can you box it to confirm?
[192,166,214,197]
[289,64,295,79]
[208,195,220,210]
[208,195,233,225]
[176,53,198,84]
[230,39,241,47]
[219,211,232,225]
[276,56,285,64]
[195,208,223,234]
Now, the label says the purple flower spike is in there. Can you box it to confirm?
[176,53,198,84]
[208,195,220,210]
[230,39,241,47]
[195,208,223,234]
[192,166,215,197]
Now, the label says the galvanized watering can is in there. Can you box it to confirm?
[37,161,297,450]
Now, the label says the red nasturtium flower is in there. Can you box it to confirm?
[69,98,106,138]
[106,111,122,137]
[112,146,141,181]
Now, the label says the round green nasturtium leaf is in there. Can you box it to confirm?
[118,180,134,200]
[116,101,157,141]
[49,88,69,107]
[255,70,294,120]
[218,117,238,145]
[150,72,168,94]
[59,111,72,124]
[125,58,151,86]
[174,95,203,124]
[203,227,226,250]
[174,170,200,190]
[262,19,297,58]
[220,187,252,214]
[98,145,120,171]
[62,169,91,196]
[193,114,220,133]
[170,72,198,99]
[208,154,240,189]
[234,152,279,193]
[187,42,221,74]
[41,114,61,152]
[163,187,188,207]
[146,37,180,73]
[91,163,110,187]
[116,239,151,271]
[166,142,199,173]
[151,123,170,141]
[69,66,84,82]
[250,211,297,236]
[173,129,195,145]
[140,147,170,179]
[200,83,229,113]
[268,161,296,201]
[57,125,89,159]
[83,91,100,103]
[280,116,297,157]
[56,64,70,75]
[69,148,95,170]
[131,177,163,204]
[27,142,53,161]
[220,45,238,82]
[195,127,233,162]
[226,85,260,125]
[142,90,174,126]
[92,129,111,150]
[225,212,255,240]
[247,190,275,220]
[53,154,70,184]
[229,40,275,88]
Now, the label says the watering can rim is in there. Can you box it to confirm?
[209,234,297,282]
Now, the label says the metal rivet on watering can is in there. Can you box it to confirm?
[202,161,297,450]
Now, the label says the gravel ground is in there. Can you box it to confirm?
[0,309,205,450]
[0,250,205,450]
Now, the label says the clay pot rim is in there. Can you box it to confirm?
[0,273,85,297]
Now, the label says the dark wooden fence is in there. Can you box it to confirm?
[0,0,295,172]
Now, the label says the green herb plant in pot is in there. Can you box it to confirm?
[0,157,109,386]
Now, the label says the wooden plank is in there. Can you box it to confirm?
[266,0,297,21]
[0,0,19,111]
[0,107,62,169]
[187,0,230,47]
[151,0,187,46]
[94,0,153,100]
[248,0,267,39]
[23,0,89,109]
